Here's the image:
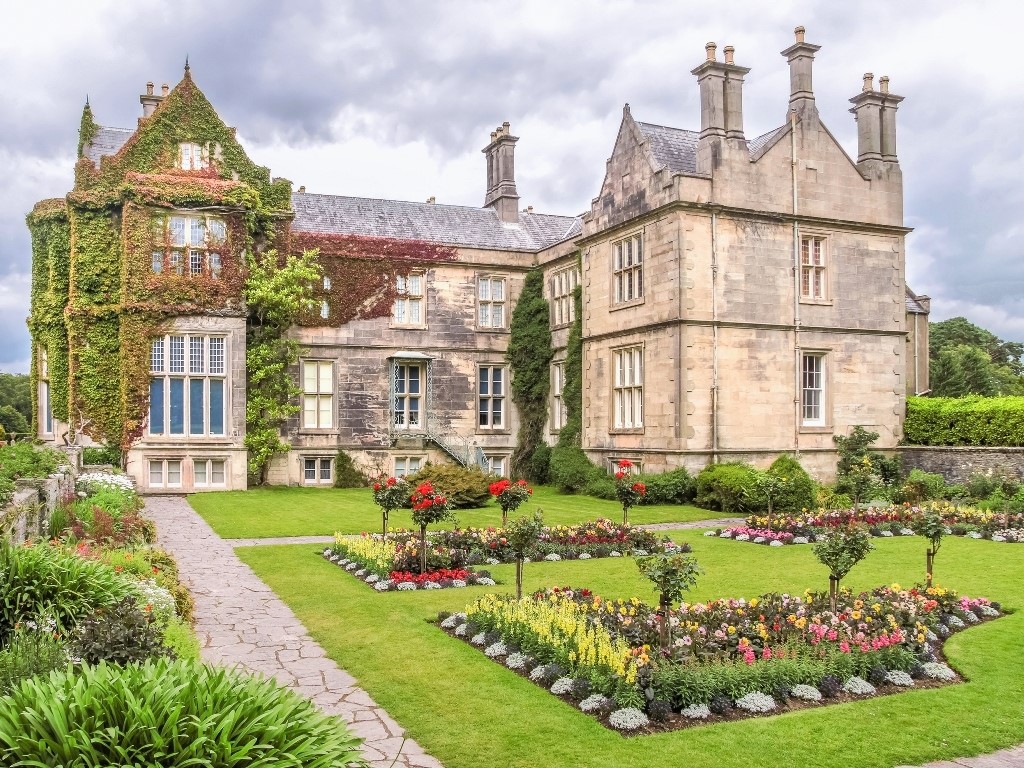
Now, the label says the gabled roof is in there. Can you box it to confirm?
[83,126,134,166]
[635,121,789,175]
[291,192,581,252]
[905,288,929,314]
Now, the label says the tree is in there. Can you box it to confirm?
[488,478,532,527]
[930,316,1024,374]
[0,406,28,441]
[929,317,1024,396]
[409,481,455,575]
[371,475,409,538]
[504,511,544,599]
[243,249,321,483]
[913,510,946,588]
[0,374,31,433]
[813,525,874,612]
[613,459,646,525]
[636,553,702,651]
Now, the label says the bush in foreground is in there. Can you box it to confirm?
[0,658,368,767]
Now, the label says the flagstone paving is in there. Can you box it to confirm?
[145,496,442,768]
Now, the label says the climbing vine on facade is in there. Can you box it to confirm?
[507,268,552,481]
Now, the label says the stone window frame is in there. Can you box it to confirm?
[300,359,335,432]
[152,211,227,279]
[302,455,334,485]
[392,271,427,329]
[610,344,644,433]
[799,232,833,305]
[177,142,209,171]
[608,456,642,474]
[392,360,427,433]
[476,273,508,331]
[483,452,511,477]
[148,458,183,489]
[550,360,567,434]
[193,457,228,487]
[477,364,509,433]
[611,232,644,308]
[799,349,832,431]
[148,334,228,439]
[394,455,425,478]
[38,347,52,437]
[549,266,579,327]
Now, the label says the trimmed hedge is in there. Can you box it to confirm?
[695,463,759,513]
[905,396,1024,446]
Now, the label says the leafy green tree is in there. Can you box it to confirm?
[636,553,702,650]
[244,249,321,484]
[0,375,31,432]
[0,406,28,441]
[930,316,1024,374]
[929,317,1024,396]
[913,510,946,588]
[505,511,544,599]
[813,525,874,612]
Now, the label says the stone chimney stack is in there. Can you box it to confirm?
[140,81,163,118]
[780,26,821,117]
[691,42,750,173]
[849,72,903,170]
[482,122,520,223]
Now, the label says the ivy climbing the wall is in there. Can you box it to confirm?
[558,283,584,448]
[507,268,553,482]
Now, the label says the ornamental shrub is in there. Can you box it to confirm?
[82,444,122,466]
[0,542,133,645]
[408,463,491,508]
[694,462,759,513]
[638,467,695,505]
[71,596,173,665]
[766,455,817,512]
[0,623,69,694]
[0,658,368,767]
[899,468,948,504]
[549,445,604,494]
[333,450,366,488]
[0,442,63,482]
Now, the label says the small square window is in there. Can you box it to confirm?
[319,458,332,481]
[304,458,317,480]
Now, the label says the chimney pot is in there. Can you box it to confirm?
[146,82,154,95]
[705,42,717,62]
[490,131,497,141]
[795,26,805,43]
[863,72,874,92]
[161,83,169,96]
[724,45,735,65]
[298,185,306,193]
[527,205,534,213]
[426,196,435,204]
[879,75,890,94]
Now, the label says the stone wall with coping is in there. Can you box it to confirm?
[1,447,79,544]
[898,446,1024,484]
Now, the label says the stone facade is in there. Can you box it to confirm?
[899,447,1024,484]
[29,27,926,490]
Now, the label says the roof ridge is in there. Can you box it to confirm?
[292,191,577,221]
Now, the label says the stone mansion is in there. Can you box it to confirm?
[28,27,929,492]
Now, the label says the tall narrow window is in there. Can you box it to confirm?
[551,361,566,431]
[613,346,644,429]
[302,361,334,429]
[613,234,643,304]
[550,267,580,326]
[801,353,826,426]
[801,236,827,299]
[149,335,226,437]
[38,348,52,436]
[477,276,507,329]
[393,363,423,430]
[393,273,424,325]
[478,366,505,429]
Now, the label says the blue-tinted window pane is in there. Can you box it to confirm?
[149,379,164,434]
[169,378,185,434]
[209,379,224,435]
[190,379,205,434]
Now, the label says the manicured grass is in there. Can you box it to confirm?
[238,534,1024,768]
[190,485,725,538]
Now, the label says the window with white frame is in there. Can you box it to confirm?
[152,213,227,278]
[613,234,643,304]
[177,142,208,171]
[193,458,226,487]
[393,362,424,430]
[149,335,226,436]
[613,346,644,429]
[394,456,423,477]
[551,361,567,431]
[148,459,182,488]
[478,366,505,429]
[38,348,52,435]
[609,458,641,474]
[393,273,425,326]
[801,236,827,300]
[303,457,333,484]
[801,353,826,426]
[302,361,334,429]
[319,301,330,320]
[477,275,506,329]
[483,454,508,477]
[550,267,579,327]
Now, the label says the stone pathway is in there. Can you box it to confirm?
[898,745,1024,767]
[145,496,442,768]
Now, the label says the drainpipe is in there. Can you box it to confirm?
[677,215,684,441]
[790,109,801,454]
[914,312,920,394]
[711,209,719,464]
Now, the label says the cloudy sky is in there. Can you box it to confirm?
[2,0,1022,373]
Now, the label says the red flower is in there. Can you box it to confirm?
[614,471,626,481]
[373,482,382,491]
[617,459,633,469]
[632,482,647,495]
[386,477,397,487]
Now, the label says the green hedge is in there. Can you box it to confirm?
[905,396,1024,446]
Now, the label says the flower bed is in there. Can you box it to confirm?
[716,502,1024,546]
[322,537,495,592]
[438,583,1002,733]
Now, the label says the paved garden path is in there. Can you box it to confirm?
[898,744,1024,767]
[145,496,443,768]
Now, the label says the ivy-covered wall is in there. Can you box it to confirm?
[507,268,552,479]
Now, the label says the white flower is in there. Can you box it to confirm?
[967,531,983,539]
[451,579,467,588]
[422,581,441,590]
[719,531,733,538]
[884,670,915,687]
[992,535,1007,543]
[578,553,592,559]
[791,684,822,702]
[365,574,379,584]
[842,676,876,696]
[608,707,648,731]
[735,534,750,542]
[345,563,358,571]
[704,530,717,537]
[505,652,529,670]
[978,604,1000,617]
[793,536,809,545]
[579,694,611,713]
[440,613,463,629]
[900,528,915,536]
[753,536,766,544]
[609,551,622,557]
[322,548,331,556]
[373,581,391,591]
[632,549,649,557]
[550,677,574,695]
[396,581,417,591]
[963,611,979,624]
[523,558,532,564]
[680,703,711,719]
[471,632,487,646]
[880,531,894,538]
[544,553,562,562]
[485,557,501,565]
[454,623,468,637]
[484,641,508,658]
[735,692,775,713]
[529,665,549,682]
[946,615,966,629]
[921,662,956,681]
[476,577,496,586]
[354,568,367,577]
[769,540,784,547]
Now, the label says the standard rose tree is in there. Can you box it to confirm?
[504,511,545,599]
[614,460,646,525]
[409,482,455,574]
[371,476,409,539]
[489,478,533,526]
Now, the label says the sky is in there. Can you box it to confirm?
[2,0,1023,373]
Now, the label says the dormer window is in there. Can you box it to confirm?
[178,142,208,171]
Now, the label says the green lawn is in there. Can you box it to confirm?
[190,485,726,538]
[238,534,1024,768]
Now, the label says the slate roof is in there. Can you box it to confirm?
[905,289,928,314]
[635,121,788,174]
[83,126,134,165]
[291,192,581,252]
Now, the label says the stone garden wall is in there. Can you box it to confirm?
[899,446,1024,483]
[0,446,79,545]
